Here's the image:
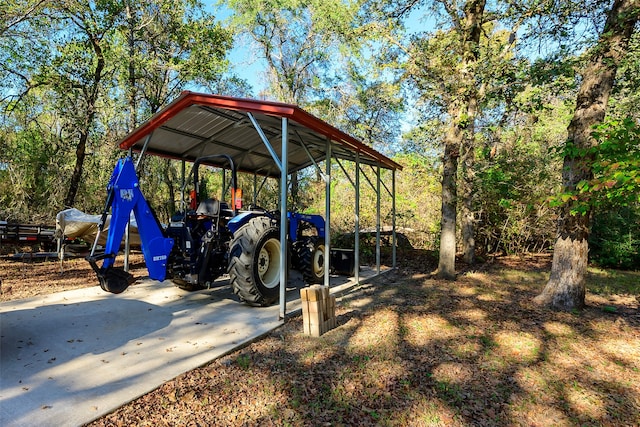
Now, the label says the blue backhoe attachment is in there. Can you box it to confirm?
[87,156,174,293]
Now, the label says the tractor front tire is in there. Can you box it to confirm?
[228,216,281,306]
[298,237,326,284]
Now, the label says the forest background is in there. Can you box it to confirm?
[1,1,638,287]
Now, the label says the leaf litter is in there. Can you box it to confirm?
[1,252,638,426]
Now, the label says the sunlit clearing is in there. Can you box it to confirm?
[403,314,462,347]
[543,321,575,337]
[396,396,464,427]
[379,288,398,298]
[347,309,399,358]
[461,271,492,285]
[598,339,640,368]
[498,269,547,284]
[514,367,549,394]
[452,308,488,322]
[477,292,504,302]
[509,402,571,427]
[452,340,482,358]
[493,331,541,363]
[454,285,477,296]
[566,385,607,420]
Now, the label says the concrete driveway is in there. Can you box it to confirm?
[0,270,368,427]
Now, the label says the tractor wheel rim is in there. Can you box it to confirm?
[312,245,325,276]
[259,238,281,289]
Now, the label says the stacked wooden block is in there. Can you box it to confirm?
[300,285,336,337]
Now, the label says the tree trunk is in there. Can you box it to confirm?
[436,0,486,279]
[461,135,476,265]
[437,123,460,280]
[64,131,88,208]
[63,32,105,208]
[126,1,138,131]
[461,79,480,265]
[535,0,638,310]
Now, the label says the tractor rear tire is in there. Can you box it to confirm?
[298,237,325,284]
[228,216,281,306]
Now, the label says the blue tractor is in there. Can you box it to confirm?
[87,154,326,306]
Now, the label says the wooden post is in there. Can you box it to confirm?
[300,285,336,337]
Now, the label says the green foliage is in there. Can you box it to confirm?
[475,137,560,254]
[589,205,640,270]
[116,0,233,117]
[548,118,640,215]
[608,30,640,120]
[0,0,233,222]
[224,0,349,102]
[589,119,640,205]
[300,153,440,250]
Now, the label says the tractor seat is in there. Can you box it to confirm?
[196,199,220,217]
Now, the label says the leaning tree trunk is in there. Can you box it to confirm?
[535,0,638,310]
[436,0,486,279]
[64,130,89,208]
[63,35,105,208]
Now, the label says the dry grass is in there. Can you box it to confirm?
[91,255,638,427]
[1,251,638,426]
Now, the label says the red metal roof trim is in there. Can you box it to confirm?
[118,91,402,171]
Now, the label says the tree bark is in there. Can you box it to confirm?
[64,130,88,208]
[126,0,138,131]
[535,0,638,310]
[436,0,486,279]
[461,77,480,265]
[461,132,476,265]
[64,35,105,208]
[437,123,460,280]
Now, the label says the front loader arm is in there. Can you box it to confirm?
[87,156,174,293]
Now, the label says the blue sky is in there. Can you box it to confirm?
[207,2,268,94]
[208,1,433,96]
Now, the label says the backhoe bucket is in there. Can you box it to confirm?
[97,267,135,294]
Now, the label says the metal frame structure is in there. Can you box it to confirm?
[117,91,402,318]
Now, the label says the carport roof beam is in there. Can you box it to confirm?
[248,112,282,172]
[295,129,326,181]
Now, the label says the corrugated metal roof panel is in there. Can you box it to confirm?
[118,91,402,174]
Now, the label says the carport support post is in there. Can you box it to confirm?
[392,169,397,269]
[376,164,381,275]
[324,137,331,287]
[279,117,289,319]
[355,153,360,284]
[253,173,258,206]
[181,160,186,214]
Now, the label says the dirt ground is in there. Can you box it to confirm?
[1,249,639,426]
[0,250,148,301]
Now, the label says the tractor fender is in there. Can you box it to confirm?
[288,212,325,242]
[227,211,268,234]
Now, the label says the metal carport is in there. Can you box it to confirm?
[118,91,402,318]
